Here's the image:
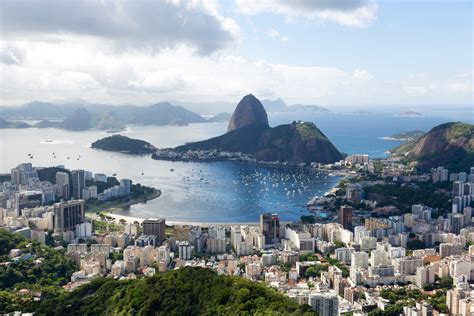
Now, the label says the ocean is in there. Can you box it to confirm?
[0,110,471,223]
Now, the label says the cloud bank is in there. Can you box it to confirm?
[0,0,239,54]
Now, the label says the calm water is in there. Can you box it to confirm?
[1,111,471,222]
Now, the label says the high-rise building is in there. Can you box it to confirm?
[120,179,132,195]
[260,213,280,245]
[439,242,463,258]
[416,265,435,288]
[54,200,85,233]
[308,292,339,316]
[339,206,353,230]
[231,226,242,249]
[71,170,86,199]
[55,171,70,199]
[178,241,193,260]
[351,251,368,269]
[15,191,43,216]
[450,213,465,234]
[453,181,464,197]
[142,218,166,244]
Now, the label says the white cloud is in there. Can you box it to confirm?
[0,40,470,107]
[0,0,239,55]
[235,0,378,27]
[353,69,374,80]
[266,29,289,42]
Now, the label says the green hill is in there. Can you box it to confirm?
[392,122,474,172]
[91,135,156,154]
[32,267,314,315]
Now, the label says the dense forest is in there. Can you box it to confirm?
[33,267,315,315]
[0,230,77,313]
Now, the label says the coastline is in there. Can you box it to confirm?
[85,188,162,213]
[92,173,345,227]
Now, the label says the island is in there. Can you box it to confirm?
[395,111,422,117]
[91,134,156,155]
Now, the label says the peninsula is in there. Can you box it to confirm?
[152,94,343,165]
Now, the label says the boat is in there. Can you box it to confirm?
[170,169,174,172]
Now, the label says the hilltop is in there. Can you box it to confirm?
[173,95,343,164]
[30,267,314,315]
[228,94,269,131]
[391,122,474,172]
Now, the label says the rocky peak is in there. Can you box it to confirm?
[227,94,269,132]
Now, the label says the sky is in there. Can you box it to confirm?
[0,0,472,108]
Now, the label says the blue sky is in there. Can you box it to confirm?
[233,1,472,78]
[0,0,472,108]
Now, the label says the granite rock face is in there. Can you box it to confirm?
[227,94,269,132]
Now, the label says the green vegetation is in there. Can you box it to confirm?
[0,230,76,290]
[91,135,155,154]
[324,257,349,278]
[294,121,326,140]
[365,183,450,214]
[0,230,77,313]
[305,264,329,278]
[31,267,315,315]
[376,287,448,314]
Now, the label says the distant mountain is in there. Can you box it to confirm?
[0,100,206,128]
[128,102,205,126]
[395,111,422,117]
[175,95,342,164]
[93,111,125,131]
[228,94,269,132]
[0,101,77,119]
[261,98,330,113]
[34,120,62,128]
[391,122,474,172]
[61,108,92,131]
[91,135,156,155]
[207,112,231,123]
[261,98,287,112]
[0,118,31,129]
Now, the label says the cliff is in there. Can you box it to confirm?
[227,94,269,132]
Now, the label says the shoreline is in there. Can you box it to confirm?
[93,212,263,228]
[85,188,162,213]
[151,155,313,170]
